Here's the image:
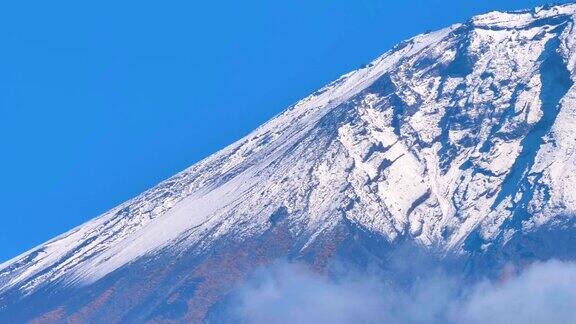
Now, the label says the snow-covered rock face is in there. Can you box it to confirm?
[2,3,576,307]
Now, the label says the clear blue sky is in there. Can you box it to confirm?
[0,0,570,262]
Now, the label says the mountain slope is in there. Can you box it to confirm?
[2,3,576,322]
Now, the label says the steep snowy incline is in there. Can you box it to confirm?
[2,3,576,300]
[0,25,458,293]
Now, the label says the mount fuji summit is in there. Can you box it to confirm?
[3,3,576,323]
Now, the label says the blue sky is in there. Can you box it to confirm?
[0,0,570,262]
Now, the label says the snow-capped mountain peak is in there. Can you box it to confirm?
[2,3,576,322]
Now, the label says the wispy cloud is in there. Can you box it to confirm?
[454,260,576,324]
[225,259,576,323]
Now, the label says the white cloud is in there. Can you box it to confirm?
[228,260,576,324]
[454,261,576,324]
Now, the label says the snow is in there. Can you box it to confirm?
[2,3,576,295]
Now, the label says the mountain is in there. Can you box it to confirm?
[2,3,576,322]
